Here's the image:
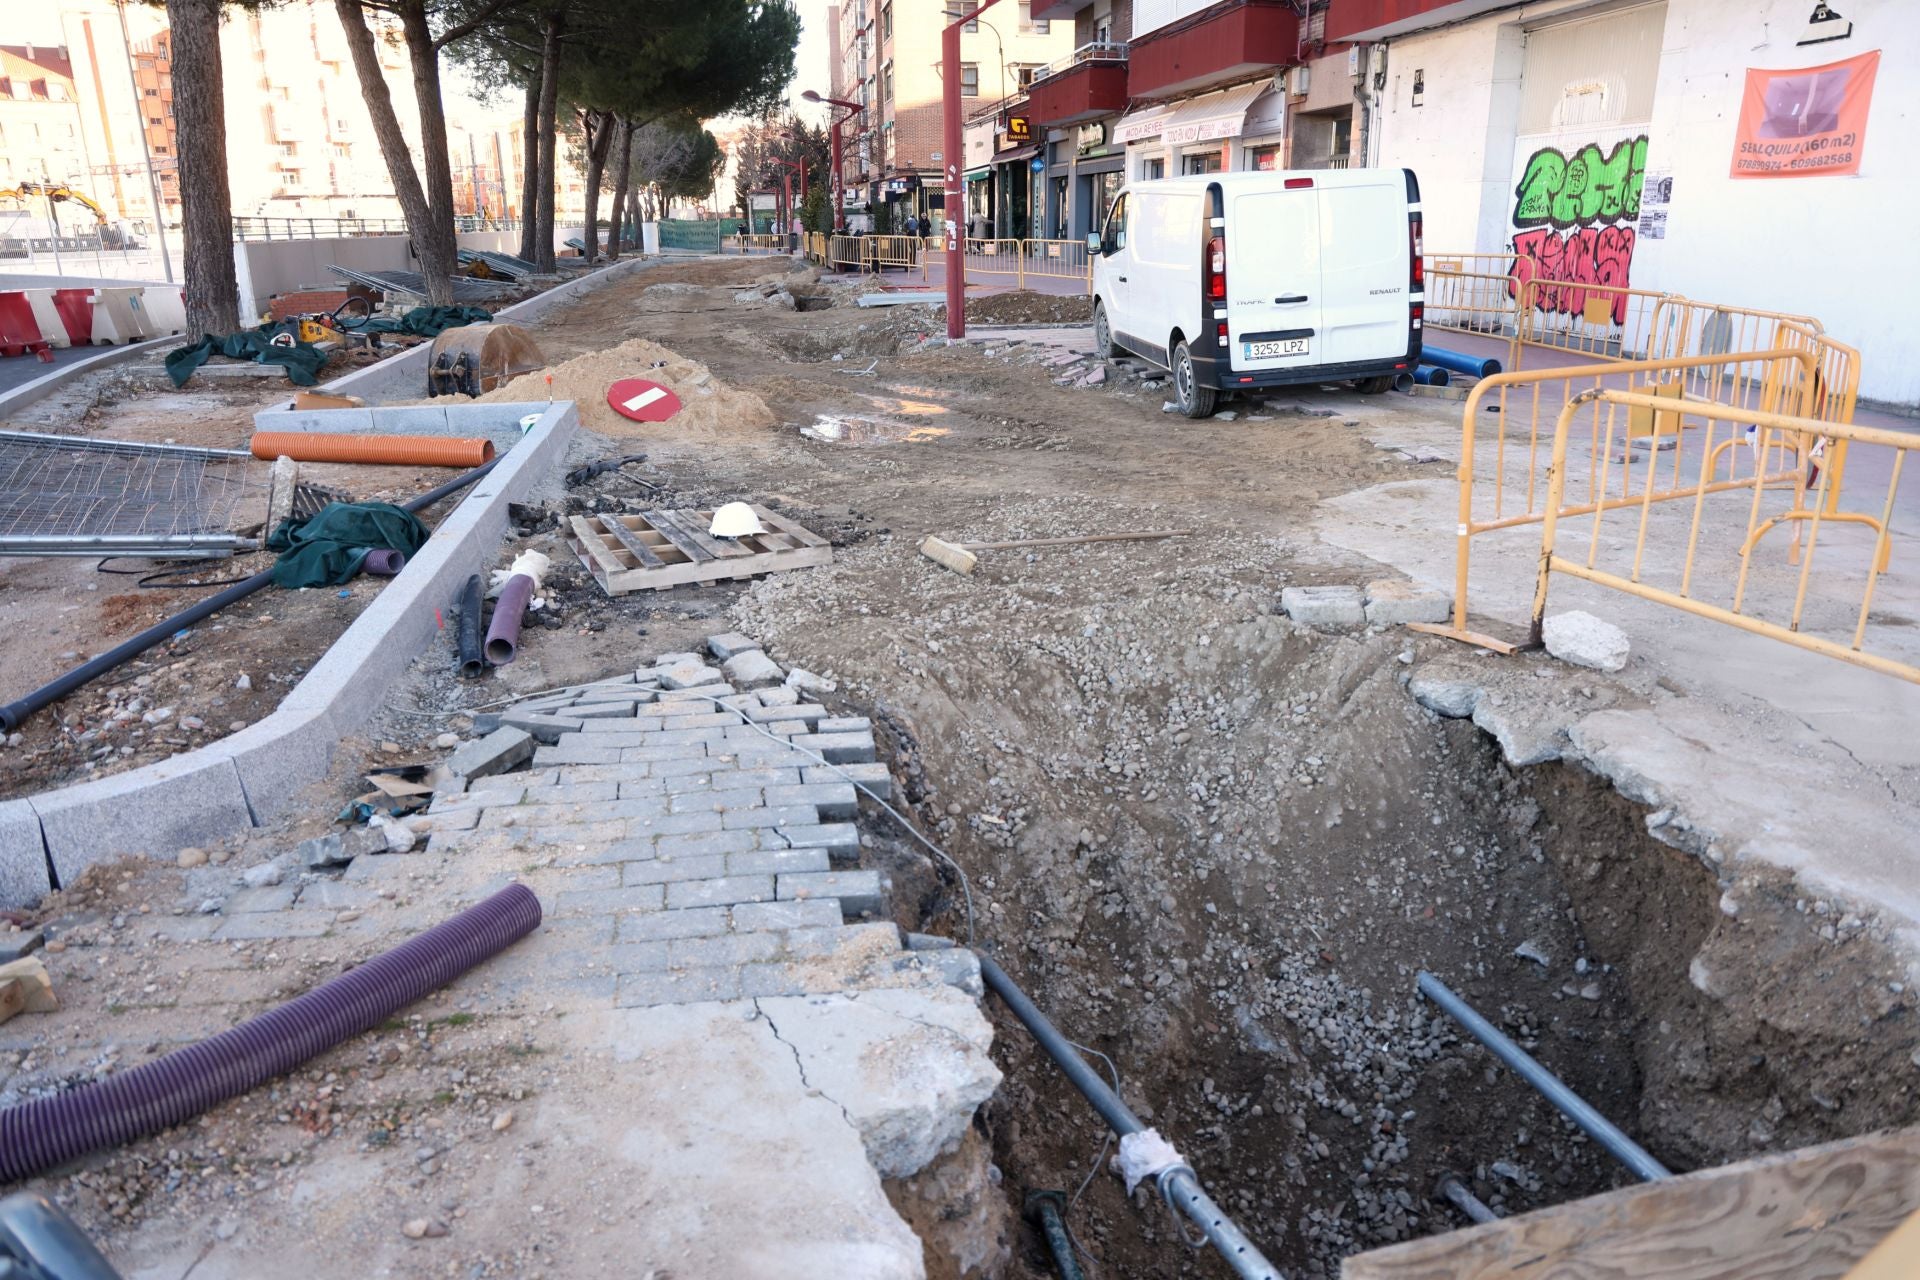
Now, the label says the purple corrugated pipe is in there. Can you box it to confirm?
[485,573,534,666]
[362,548,406,577]
[0,883,540,1184]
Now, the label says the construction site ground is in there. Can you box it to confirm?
[2,252,1917,1278]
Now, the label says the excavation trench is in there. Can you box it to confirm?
[737,579,1920,1279]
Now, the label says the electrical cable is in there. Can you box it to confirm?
[94,557,256,589]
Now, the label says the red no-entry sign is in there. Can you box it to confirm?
[607,377,683,422]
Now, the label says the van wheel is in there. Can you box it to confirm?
[1356,374,1395,395]
[1172,341,1217,419]
[1093,301,1113,359]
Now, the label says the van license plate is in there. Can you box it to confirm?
[1244,338,1309,360]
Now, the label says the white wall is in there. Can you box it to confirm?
[233,229,559,318]
[1376,0,1920,405]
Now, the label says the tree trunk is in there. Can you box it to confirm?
[517,78,539,262]
[533,11,564,272]
[166,0,238,334]
[605,117,633,260]
[334,0,449,304]
[577,110,614,264]
[398,0,458,304]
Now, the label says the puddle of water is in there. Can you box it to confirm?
[800,414,951,445]
[861,393,949,417]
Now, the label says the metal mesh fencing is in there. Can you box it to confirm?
[0,431,261,558]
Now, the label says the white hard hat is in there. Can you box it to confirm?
[709,502,765,538]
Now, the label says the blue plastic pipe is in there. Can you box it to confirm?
[1416,364,1452,387]
[1421,344,1503,378]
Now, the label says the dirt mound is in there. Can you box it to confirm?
[477,336,776,435]
[963,290,1092,325]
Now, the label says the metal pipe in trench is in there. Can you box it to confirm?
[1416,971,1671,1182]
[0,456,500,733]
[975,953,1284,1280]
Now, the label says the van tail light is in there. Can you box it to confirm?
[1410,213,1424,290]
[1216,322,1228,340]
[1411,302,1424,331]
[1206,234,1226,302]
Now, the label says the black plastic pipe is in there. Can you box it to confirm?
[456,573,486,678]
[1024,1192,1086,1280]
[0,883,539,1183]
[485,573,533,666]
[0,455,500,732]
[0,1192,123,1278]
[975,953,1282,1280]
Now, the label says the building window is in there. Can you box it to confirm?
[1143,157,1165,180]
[880,1,891,39]
[333,143,350,157]
[143,87,158,97]
[883,64,893,103]
[960,63,978,97]
[280,143,298,157]
[1182,151,1222,175]
[944,4,977,32]
[1248,144,1282,171]
[283,169,301,184]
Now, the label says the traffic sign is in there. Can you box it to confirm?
[607,377,683,423]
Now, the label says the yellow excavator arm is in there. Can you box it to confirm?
[0,183,108,224]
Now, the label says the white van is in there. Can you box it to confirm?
[1089,168,1424,418]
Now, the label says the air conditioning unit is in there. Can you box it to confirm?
[1288,66,1311,97]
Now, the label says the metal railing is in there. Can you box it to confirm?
[231,214,517,241]
[805,235,1096,293]
[725,233,788,254]
[1031,39,1129,86]
[1529,387,1915,685]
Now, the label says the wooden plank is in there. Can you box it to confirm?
[1342,1127,1920,1280]
[568,515,628,578]
[1846,1207,1920,1279]
[639,509,715,562]
[650,509,750,560]
[600,517,667,568]
[754,505,831,548]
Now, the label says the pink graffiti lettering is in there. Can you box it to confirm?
[1509,226,1638,325]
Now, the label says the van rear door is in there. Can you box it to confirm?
[1317,174,1412,364]
[1223,183,1322,374]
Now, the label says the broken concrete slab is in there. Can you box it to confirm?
[499,712,587,744]
[297,828,384,870]
[1544,610,1631,673]
[448,727,535,779]
[659,661,725,691]
[722,649,786,690]
[756,986,1000,1179]
[1364,578,1453,626]
[706,632,762,662]
[1281,584,1366,627]
[1409,668,1483,719]
[0,800,50,909]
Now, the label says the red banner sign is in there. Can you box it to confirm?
[1731,50,1879,179]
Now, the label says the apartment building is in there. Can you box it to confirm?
[832,0,1074,230]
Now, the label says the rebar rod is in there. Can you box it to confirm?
[976,952,1285,1280]
[1434,1174,1498,1225]
[1417,972,1671,1181]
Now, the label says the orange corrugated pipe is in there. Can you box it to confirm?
[249,432,496,468]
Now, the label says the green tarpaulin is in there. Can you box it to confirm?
[356,305,493,337]
[164,324,329,387]
[266,502,428,589]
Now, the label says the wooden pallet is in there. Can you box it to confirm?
[567,505,833,595]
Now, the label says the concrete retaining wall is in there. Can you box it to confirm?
[0,401,578,902]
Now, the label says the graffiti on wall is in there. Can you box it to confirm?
[1509,135,1648,324]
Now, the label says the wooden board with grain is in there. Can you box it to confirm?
[1342,1127,1920,1280]
[568,506,833,595]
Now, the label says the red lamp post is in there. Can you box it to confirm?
[803,89,863,233]
[943,0,1007,339]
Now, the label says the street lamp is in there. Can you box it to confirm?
[803,89,863,233]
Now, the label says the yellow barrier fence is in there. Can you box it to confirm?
[1416,345,1827,652]
[1529,389,1915,685]
[1424,252,1524,341]
[725,234,787,254]
[1022,238,1095,292]
[861,234,928,278]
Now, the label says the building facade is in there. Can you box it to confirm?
[829,0,1075,230]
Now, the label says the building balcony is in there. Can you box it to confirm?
[1030,0,1084,19]
[1324,0,1514,43]
[1027,42,1129,126]
[1127,0,1300,100]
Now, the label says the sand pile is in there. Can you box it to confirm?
[477,337,776,436]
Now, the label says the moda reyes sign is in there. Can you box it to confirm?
[1731,50,1879,178]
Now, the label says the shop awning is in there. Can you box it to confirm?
[1114,80,1278,146]
[992,145,1042,166]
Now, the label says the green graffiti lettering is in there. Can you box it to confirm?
[1513,135,1649,230]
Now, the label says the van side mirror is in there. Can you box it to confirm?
[1086,232,1101,253]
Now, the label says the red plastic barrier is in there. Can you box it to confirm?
[52,290,93,345]
[0,294,53,362]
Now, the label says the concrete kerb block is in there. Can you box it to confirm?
[1363,578,1453,626]
[1281,585,1366,628]
[32,752,253,887]
[449,728,536,779]
[705,632,761,662]
[0,801,52,909]
[721,650,786,690]
[213,703,344,823]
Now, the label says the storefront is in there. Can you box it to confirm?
[1114,79,1287,183]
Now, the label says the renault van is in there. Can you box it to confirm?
[1089,168,1424,418]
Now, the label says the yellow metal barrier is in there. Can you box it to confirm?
[1415,345,1825,652]
[1529,389,1915,685]
[861,234,928,279]
[725,234,787,254]
[1021,238,1095,293]
[1424,252,1524,342]
[964,238,1025,284]
[825,234,864,272]
[1511,278,1672,371]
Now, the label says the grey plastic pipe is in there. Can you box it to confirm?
[0,883,540,1182]
[976,953,1282,1280]
[484,573,533,665]
[1417,971,1671,1181]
